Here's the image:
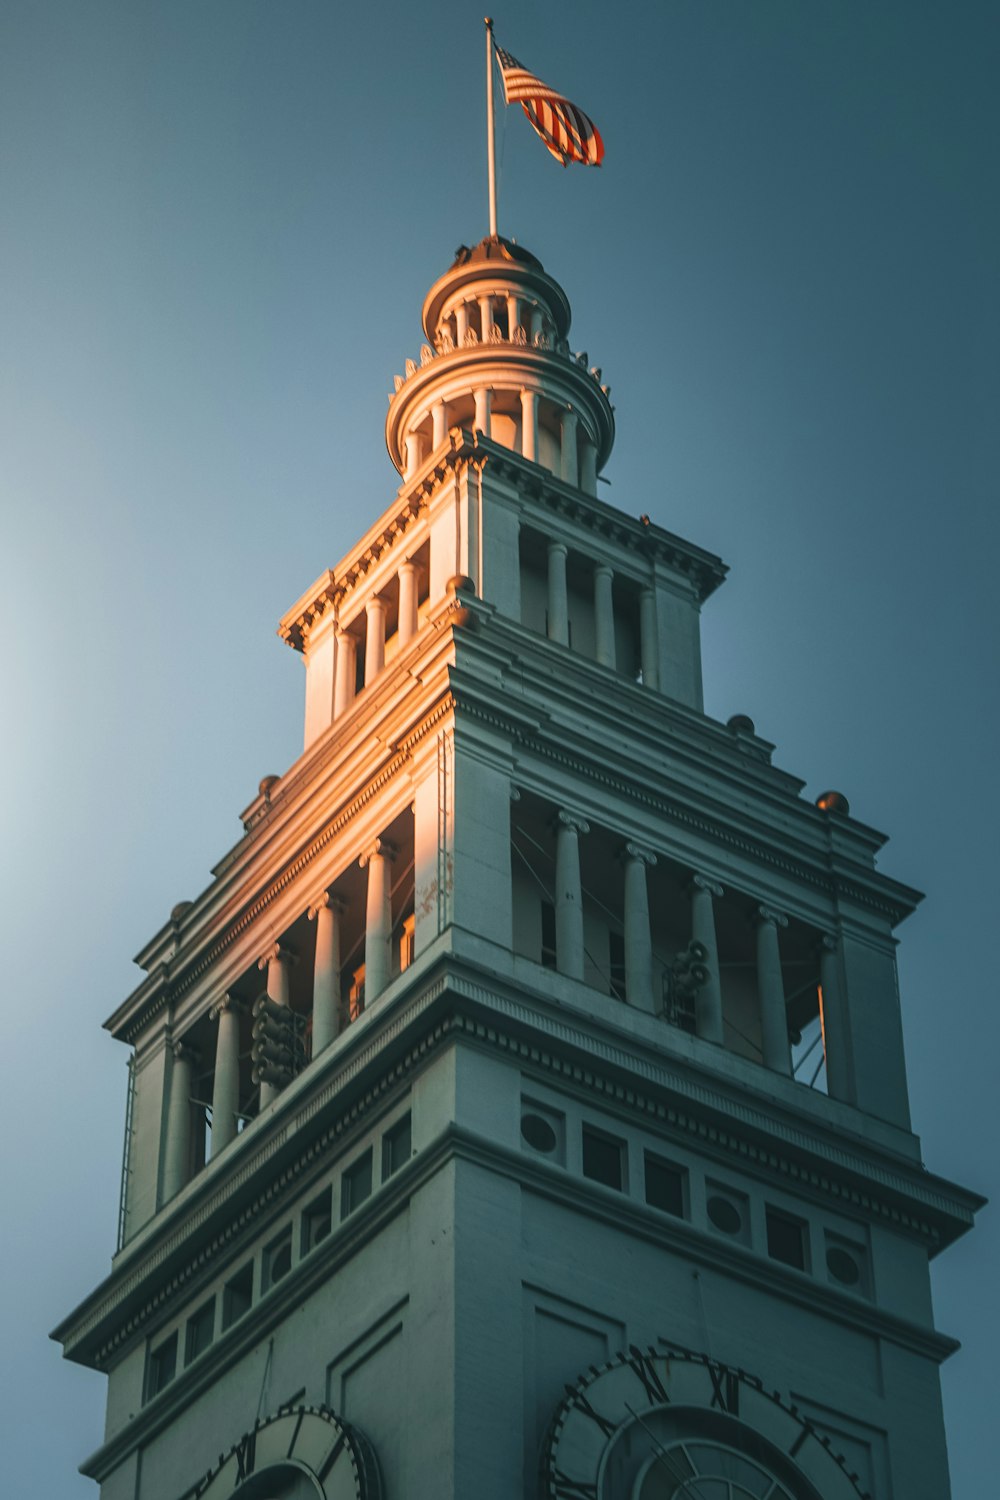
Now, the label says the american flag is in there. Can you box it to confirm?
[495,44,604,168]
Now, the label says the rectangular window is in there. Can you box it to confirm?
[341,1148,373,1217]
[222,1262,253,1329]
[262,1226,293,1292]
[582,1127,624,1191]
[302,1186,333,1255]
[766,1207,808,1270]
[382,1114,412,1181]
[145,1331,177,1402]
[185,1298,215,1365]
[644,1152,686,1217]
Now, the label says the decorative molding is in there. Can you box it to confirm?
[63,962,976,1375]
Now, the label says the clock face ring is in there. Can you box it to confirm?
[186,1404,382,1500]
[543,1346,869,1500]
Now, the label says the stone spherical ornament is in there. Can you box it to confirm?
[543,1346,869,1500]
[190,1403,381,1500]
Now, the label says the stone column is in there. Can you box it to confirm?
[547,541,569,645]
[579,434,598,497]
[309,893,344,1056]
[361,838,396,1004]
[520,388,538,463]
[257,943,294,1109]
[818,934,852,1102]
[639,587,660,691]
[622,843,657,1013]
[404,432,422,478]
[594,563,616,669]
[755,907,791,1075]
[479,295,495,341]
[506,293,520,337]
[209,998,240,1157]
[554,811,589,981]
[364,596,386,686]
[398,561,419,645]
[689,875,725,1045]
[474,386,492,437]
[455,303,469,343]
[560,408,579,487]
[529,305,543,342]
[162,1041,196,1202]
[432,399,448,449]
[334,630,357,717]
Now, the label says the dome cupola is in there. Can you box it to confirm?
[386,235,614,494]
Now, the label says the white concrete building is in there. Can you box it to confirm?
[55,235,981,1500]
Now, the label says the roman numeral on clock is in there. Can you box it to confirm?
[316,1431,346,1483]
[568,1387,618,1437]
[233,1429,256,1484]
[626,1346,671,1406]
[707,1361,740,1415]
[551,1470,599,1500]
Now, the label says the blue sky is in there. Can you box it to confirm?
[1,2,996,1494]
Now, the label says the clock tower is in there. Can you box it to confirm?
[54,233,980,1500]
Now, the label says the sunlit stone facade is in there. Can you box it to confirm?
[55,237,980,1500]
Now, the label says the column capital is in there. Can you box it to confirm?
[308,891,346,921]
[171,1040,198,1065]
[593,560,614,580]
[554,809,590,837]
[547,539,568,558]
[365,594,386,615]
[690,872,724,899]
[509,785,522,803]
[755,904,788,929]
[622,841,657,868]
[815,932,839,956]
[209,993,242,1021]
[360,836,397,869]
[258,941,297,972]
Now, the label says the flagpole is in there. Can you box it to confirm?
[485,17,498,237]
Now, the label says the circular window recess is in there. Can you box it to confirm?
[706,1195,743,1235]
[521,1114,558,1153]
[826,1246,861,1286]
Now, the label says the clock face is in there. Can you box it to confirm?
[187,1403,381,1500]
[543,1346,869,1500]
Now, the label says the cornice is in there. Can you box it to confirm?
[277,490,428,653]
[62,951,979,1376]
[466,431,728,601]
[442,621,920,927]
[106,684,459,1044]
[108,596,919,1044]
